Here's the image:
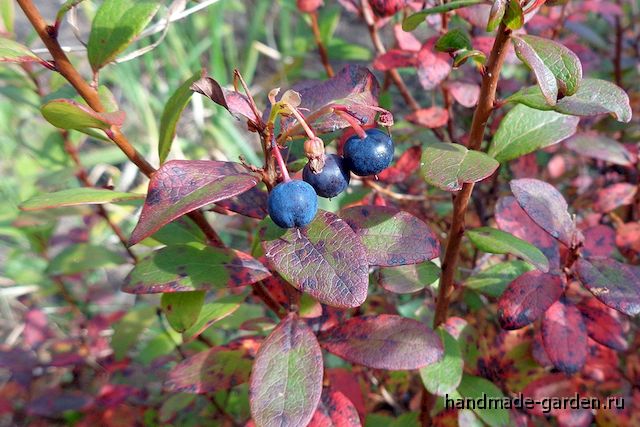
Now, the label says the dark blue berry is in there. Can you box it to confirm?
[302,154,351,198]
[267,180,318,228]
[343,128,394,176]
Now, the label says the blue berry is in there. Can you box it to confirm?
[302,154,351,198]
[267,180,318,228]
[343,128,394,176]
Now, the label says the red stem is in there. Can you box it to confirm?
[334,109,368,139]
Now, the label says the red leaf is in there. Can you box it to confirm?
[377,146,421,183]
[215,186,268,219]
[575,257,640,316]
[510,178,580,247]
[416,45,452,90]
[406,107,449,128]
[394,24,421,51]
[339,205,440,266]
[373,49,417,71]
[23,309,54,348]
[309,389,361,427]
[447,82,480,108]
[129,160,260,245]
[616,222,640,254]
[495,196,561,272]
[250,314,323,427]
[522,373,579,417]
[497,271,564,329]
[326,368,366,420]
[165,346,253,393]
[541,298,588,374]
[319,314,443,370]
[191,77,260,123]
[581,225,616,258]
[578,298,628,351]
[594,183,637,213]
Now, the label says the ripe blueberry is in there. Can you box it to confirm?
[302,154,351,198]
[267,180,318,228]
[343,128,394,176]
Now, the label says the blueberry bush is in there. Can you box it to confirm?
[0,0,638,426]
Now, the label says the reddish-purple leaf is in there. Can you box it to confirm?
[261,210,369,308]
[191,77,260,123]
[309,389,361,427]
[377,146,421,184]
[214,186,268,219]
[319,314,443,370]
[373,49,417,71]
[129,160,260,245]
[339,205,440,266]
[522,373,578,417]
[510,178,580,247]
[581,225,616,258]
[416,46,452,90]
[27,391,92,417]
[565,133,636,166]
[497,271,564,329]
[616,222,640,254]
[578,298,628,351]
[394,24,421,51]
[406,107,449,128]
[594,183,637,213]
[286,65,380,134]
[165,346,253,394]
[0,347,38,371]
[541,298,588,374]
[23,309,54,348]
[447,82,480,107]
[495,196,561,271]
[575,257,640,316]
[326,368,366,420]
[250,314,323,427]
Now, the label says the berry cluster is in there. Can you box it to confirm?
[268,128,395,229]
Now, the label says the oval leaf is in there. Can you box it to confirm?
[578,298,628,351]
[403,0,484,31]
[87,0,162,70]
[182,294,246,342]
[467,227,549,272]
[319,314,443,370]
[575,257,640,316]
[20,188,142,211]
[309,389,361,427]
[165,347,253,394]
[129,160,260,245]
[260,210,369,308]
[123,244,270,294]
[421,141,499,191]
[541,298,587,374]
[489,104,579,163]
[565,133,635,166]
[498,271,564,329]
[419,328,463,396]
[377,261,440,294]
[457,375,510,427]
[510,178,579,247]
[158,71,202,164]
[250,314,323,427]
[464,260,534,298]
[161,291,205,333]
[507,79,632,123]
[41,99,125,131]
[0,37,42,64]
[339,205,440,266]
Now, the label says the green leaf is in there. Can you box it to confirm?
[421,142,499,191]
[182,294,246,341]
[488,104,579,163]
[41,99,125,131]
[56,0,88,24]
[507,79,632,123]
[20,188,143,211]
[47,243,125,275]
[453,49,486,68]
[457,375,510,427]
[435,29,472,53]
[464,261,534,298]
[377,261,440,294]
[1,1,15,34]
[420,329,463,396]
[487,0,506,32]
[87,0,162,71]
[0,37,41,64]
[467,227,549,272]
[403,0,484,31]
[503,0,523,30]
[123,244,270,294]
[513,35,582,104]
[158,71,202,164]
[112,304,157,360]
[161,291,205,333]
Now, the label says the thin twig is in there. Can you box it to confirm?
[365,180,428,201]
[309,11,334,78]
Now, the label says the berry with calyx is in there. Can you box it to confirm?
[267,180,318,228]
[303,154,351,198]
[343,128,394,176]
[369,0,407,17]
